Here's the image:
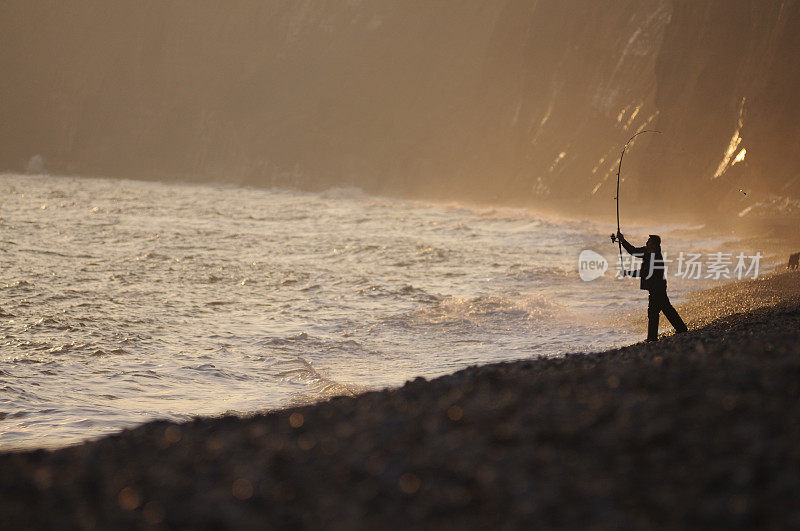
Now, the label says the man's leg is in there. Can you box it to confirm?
[647,291,660,341]
[661,293,688,333]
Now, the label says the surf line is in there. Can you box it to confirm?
[610,130,661,276]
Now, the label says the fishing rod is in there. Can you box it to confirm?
[610,130,661,276]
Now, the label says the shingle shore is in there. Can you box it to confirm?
[2,273,799,529]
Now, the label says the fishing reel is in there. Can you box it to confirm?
[610,233,617,243]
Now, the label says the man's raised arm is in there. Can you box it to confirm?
[617,232,646,257]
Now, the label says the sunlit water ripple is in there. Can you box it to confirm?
[0,174,740,449]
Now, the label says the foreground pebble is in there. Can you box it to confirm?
[2,278,800,529]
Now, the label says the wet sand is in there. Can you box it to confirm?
[2,272,799,529]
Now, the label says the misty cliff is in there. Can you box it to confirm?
[1,1,798,218]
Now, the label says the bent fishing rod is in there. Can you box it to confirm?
[610,130,661,276]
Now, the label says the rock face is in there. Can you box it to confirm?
[1,1,798,215]
[652,1,800,213]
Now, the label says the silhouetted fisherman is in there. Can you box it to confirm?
[617,232,688,342]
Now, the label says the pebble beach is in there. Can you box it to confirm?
[1,271,799,529]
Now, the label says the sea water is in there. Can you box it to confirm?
[0,174,734,449]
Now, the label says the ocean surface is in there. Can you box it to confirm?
[0,174,745,449]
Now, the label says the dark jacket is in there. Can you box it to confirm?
[619,237,667,292]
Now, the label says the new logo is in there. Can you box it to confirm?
[578,250,608,281]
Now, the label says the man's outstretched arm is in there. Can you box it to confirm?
[617,232,646,257]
